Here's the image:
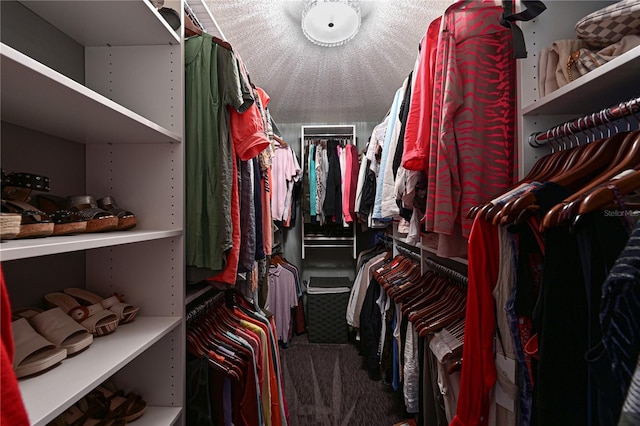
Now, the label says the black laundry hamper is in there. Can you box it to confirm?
[306,276,352,344]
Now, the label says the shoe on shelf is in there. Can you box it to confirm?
[11,317,67,379]
[0,212,21,240]
[32,194,87,236]
[68,195,119,233]
[97,196,137,231]
[54,393,127,426]
[44,292,119,337]
[90,379,147,423]
[1,170,50,199]
[64,288,139,325]
[1,199,54,239]
[1,170,56,238]
[13,307,93,356]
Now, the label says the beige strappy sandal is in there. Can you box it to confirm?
[44,292,119,337]
[64,288,139,324]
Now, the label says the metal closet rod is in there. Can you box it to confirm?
[186,291,224,324]
[529,96,640,147]
[304,134,354,137]
[424,258,468,288]
[396,243,421,262]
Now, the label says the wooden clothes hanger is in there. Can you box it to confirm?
[578,168,640,216]
[541,130,640,230]
[500,131,635,227]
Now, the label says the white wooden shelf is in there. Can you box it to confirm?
[521,45,640,116]
[134,407,183,426]
[0,43,182,145]
[19,0,180,47]
[18,316,181,426]
[0,230,182,262]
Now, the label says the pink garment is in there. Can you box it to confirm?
[348,144,359,219]
[262,168,273,256]
[424,2,516,240]
[343,145,353,223]
[271,146,299,221]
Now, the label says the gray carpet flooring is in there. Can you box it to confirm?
[280,335,408,426]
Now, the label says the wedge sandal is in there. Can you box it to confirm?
[32,194,87,236]
[1,199,54,239]
[44,292,119,337]
[1,171,56,238]
[13,307,93,356]
[0,212,21,240]
[68,195,118,233]
[97,196,137,231]
[11,317,67,378]
[64,287,139,324]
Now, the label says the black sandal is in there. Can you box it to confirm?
[32,194,87,236]
[68,195,118,233]
[97,196,137,231]
[1,170,55,238]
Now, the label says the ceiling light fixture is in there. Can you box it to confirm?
[302,0,361,47]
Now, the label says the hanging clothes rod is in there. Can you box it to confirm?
[304,134,354,138]
[425,258,468,288]
[186,291,225,325]
[529,96,640,147]
[396,243,421,262]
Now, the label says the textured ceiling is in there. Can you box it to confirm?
[204,0,455,124]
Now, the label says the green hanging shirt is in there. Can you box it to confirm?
[185,34,253,272]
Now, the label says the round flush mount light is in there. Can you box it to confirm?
[302,0,361,47]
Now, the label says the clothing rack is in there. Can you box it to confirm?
[301,124,358,259]
[186,291,227,326]
[425,258,468,288]
[304,134,355,138]
[395,243,422,262]
[529,96,640,147]
[375,232,394,250]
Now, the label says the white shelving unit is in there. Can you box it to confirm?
[1,1,185,425]
[300,124,358,260]
[517,0,637,177]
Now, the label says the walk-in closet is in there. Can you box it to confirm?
[2,1,640,425]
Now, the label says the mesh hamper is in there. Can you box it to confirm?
[306,276,352,343]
